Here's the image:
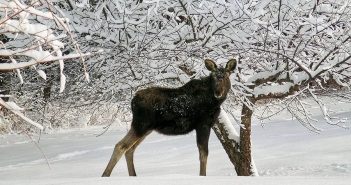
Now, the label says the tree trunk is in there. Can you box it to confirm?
[0,72,11,102]
[0,47,11,102]
[213,108,258,176]
[237,103,255,176]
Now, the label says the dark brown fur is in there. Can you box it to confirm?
[102,59,236,176]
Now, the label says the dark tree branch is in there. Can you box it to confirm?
[178,0,197,40]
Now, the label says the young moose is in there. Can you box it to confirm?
[102,59,236,176]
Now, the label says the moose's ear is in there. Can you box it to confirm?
[225,59,237,72]
[205,59,217,72]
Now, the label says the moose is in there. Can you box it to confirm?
[102,58,237,176]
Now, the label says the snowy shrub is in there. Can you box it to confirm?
[0,0,91,131]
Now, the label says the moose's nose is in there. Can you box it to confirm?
[214,89,223,99]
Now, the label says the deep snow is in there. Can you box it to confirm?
[0,104,350,184]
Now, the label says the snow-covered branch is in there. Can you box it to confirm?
[0,98,43,130]
[0,51,93,70]
[0,0,93,130]
[0,0,91,84]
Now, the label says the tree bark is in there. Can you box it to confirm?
[213,119,241,174]
[0,71,11,102]
[237,103,254,176]
[213,107,257,176]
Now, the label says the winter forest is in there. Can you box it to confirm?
[0,0,351,184]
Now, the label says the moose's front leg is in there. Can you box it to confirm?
[196,125,211,176]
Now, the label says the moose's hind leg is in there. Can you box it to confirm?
[102,129,141,177]
[125,131,151,176]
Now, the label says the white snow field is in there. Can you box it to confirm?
[0,103,351,184]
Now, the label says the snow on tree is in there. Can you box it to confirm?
[0,0,92,131]
[56,0,351,176]
[2,0,350,176]
[212,0,351,176]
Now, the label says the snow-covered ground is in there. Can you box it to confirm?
[0,103,351,184]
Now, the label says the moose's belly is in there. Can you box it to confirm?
[154,118,195,135]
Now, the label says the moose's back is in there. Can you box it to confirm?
[130,77,221,136]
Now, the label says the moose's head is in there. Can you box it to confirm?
[205,59,237,99]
